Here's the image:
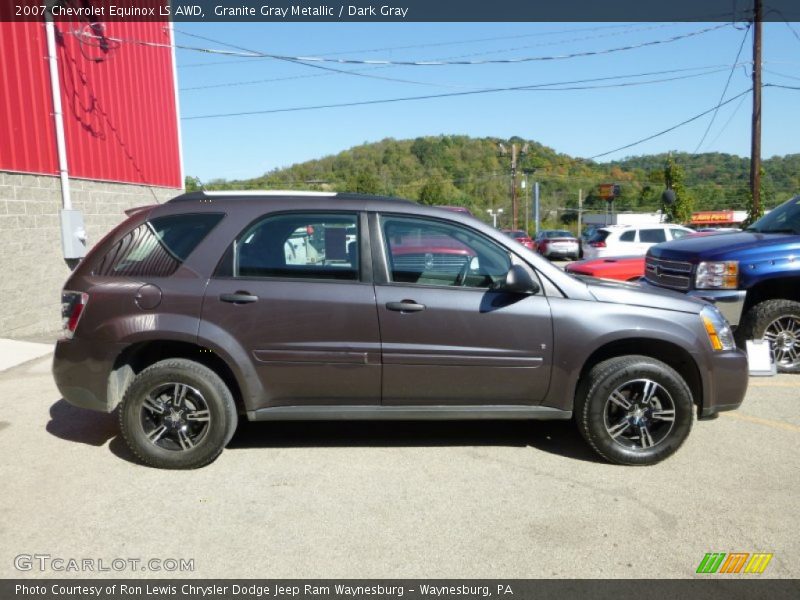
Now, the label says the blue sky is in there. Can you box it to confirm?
[173,22,800,181]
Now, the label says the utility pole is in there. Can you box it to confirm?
[750,0,762,218]
[577,189,583,234]
[498,142,528,230]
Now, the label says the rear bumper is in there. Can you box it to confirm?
[698,350,749,419]
[687,289,746,326]
[52,338,123,412]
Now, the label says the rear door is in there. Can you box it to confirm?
[201,211,381,410]
[372,213,553,406]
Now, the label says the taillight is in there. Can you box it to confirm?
[61,291,88,339]
[590,241,607,248]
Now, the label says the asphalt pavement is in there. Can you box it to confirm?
[1,351,797,579]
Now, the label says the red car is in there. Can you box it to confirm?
[565,256,645,282]
[502,229,535,251]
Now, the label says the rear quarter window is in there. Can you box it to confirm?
[94,213,224,277]
[639,228,667,243]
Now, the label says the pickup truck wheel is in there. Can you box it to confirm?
[119,359,238,469]
[738,299,800,373]
[575,355,693,466]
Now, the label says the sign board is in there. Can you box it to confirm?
[598,184,621,201]
[690,210,735,225]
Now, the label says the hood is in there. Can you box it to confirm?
[586,278,706,314]
[649,231,800,262]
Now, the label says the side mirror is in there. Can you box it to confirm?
[499,264,540,295]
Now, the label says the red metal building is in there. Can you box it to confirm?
[0,18,181,188]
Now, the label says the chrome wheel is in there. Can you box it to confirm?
[603,379,676,450]
[140,383,211,452]
[763,315,800,369]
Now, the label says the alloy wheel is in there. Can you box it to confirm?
[140,383,211,452]
[603,378,676,450]
[763,315,800,369]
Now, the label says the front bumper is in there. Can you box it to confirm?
[687,289,746,326]
[697,349,749,419]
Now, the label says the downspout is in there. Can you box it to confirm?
[44,11,71,210]
[168,20,185,192]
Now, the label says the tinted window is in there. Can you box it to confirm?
[748,196,800,233]
[546,230,573,238]
[234,213,358,280]
[639,229,667,243]
[95,213,223,277]
[619,230,636,242]
[588,230,610,243]
[381,216,510,288]
[670,228,690,240]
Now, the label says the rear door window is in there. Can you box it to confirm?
[95,213,224,277]
[588,230,610,244]
[619,230,636,242]
[639,228,667,243]
[233,213,359,281]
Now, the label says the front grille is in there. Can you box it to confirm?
[644,256,693,290]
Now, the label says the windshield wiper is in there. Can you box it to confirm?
[759,228,798,234]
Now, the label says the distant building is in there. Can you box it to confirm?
[690,210,748,228]
[0,18,182,336]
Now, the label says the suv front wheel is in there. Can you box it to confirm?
[119,359,238,469]
[575,355,693,465]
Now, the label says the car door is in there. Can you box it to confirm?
[372,213,553,406]
[200,211,380,410]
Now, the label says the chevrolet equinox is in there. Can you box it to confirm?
[53,191,748,468]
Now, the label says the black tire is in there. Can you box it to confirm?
[736,299,800,374]
[574,355,694,466]
[119,359,238,469]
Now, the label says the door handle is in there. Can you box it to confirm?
[386,300,426,313]
[220,292,259,304]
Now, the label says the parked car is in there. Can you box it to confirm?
[565,256,645,282]
[582,224,693,259]
[533,229,580,260]
[54,191,747,468]
[502,229,535,250]
[644,195,800,372]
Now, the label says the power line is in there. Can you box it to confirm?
[71,23,732,67]
[707,92,749,148]
[182,68,738,120]
[587,88,753,160]
[764,82,800,90]
[693,23,751,153]
[178,22,664,68]
[179,23,679,91]
[764,68,800,82]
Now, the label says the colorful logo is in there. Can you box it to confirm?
[696,553,773,574]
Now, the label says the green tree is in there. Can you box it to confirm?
[663,157,694,224]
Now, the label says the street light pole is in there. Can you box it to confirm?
[487,208,504,228]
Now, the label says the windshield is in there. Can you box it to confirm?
[746,196,800,234]
[545,230,573,238]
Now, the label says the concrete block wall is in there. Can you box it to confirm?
[0,171,180,337]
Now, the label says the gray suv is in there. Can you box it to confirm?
[53,191,748,469]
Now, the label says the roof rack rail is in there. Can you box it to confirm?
[168,190,338,203]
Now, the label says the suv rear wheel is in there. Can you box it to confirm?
[575,355,693,465]
[119,359,238,469]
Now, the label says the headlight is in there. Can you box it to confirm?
[700,306,736,351]
[695,261,738,289]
